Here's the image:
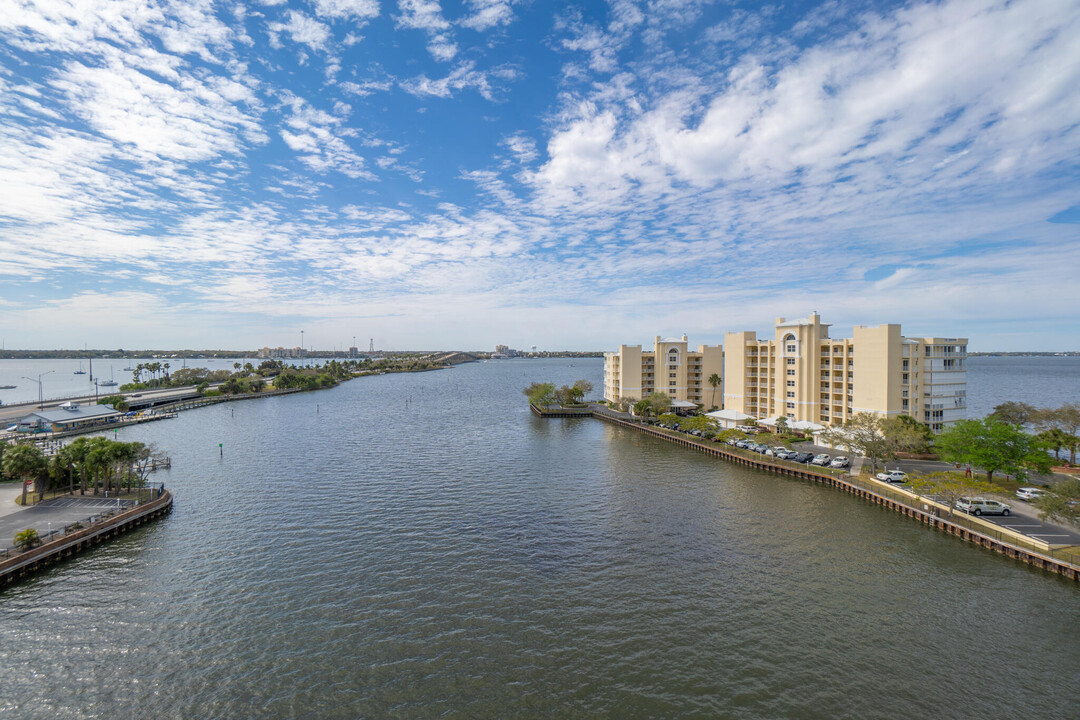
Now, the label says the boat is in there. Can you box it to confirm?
[74,359,87,375]
[0,384,15,389]
[122,359,135,371]
[98,366,118,387]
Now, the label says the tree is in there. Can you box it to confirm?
[775,416,789,435]
[3,443,47,506]
[990,401,1037,426]
[570,379,593,403]
[894,415,933,454]
[1033,477,1080,528]
[523,382,556,407]
[935,417,1051,483]
[632,400,650,418]
[644,391,671,416]
[707,373,721,409]
[1037,429,1072,461]
[821,413,896,473]
[909,471,996,518]
[1033,403,1080,464]
[14,528,40,549]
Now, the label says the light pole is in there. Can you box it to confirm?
[22,370,54,409]
[300,330,304,367]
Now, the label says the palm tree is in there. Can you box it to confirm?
[3,443,47,506]
[162,362,170,383]
[708,373,721,409]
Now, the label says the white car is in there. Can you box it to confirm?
[829,457,850,468]
[875,470,908,483]
[955,497,1011,516]
[810,454,831,466]
[1015,487,1044,501]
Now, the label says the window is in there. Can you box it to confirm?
[786,402,795,409]
[786,344,796,353]
[902,373,909,383]
[669,372,676,378]
[787,369,795,376]
[669,380,676,386]
[786,358,795,365]
[786,391,795,398]
[787,380,795,387]
[902,360,909,370]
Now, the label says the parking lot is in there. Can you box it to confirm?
[0,496,134,550]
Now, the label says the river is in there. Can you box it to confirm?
[0,358,1077,718]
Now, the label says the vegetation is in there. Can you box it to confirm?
[821,413,928,473]
[657,414,717,434]
[2,443,48,506]
[1031,403,1080,464]
[909,471,997,518]
[707,373,721,410]
[14,528,40,549]
[97,395,129,412]
[934,417,1051,482]
[1033,477,1080,528]
[990,401,1038,426]
[523,382,557,406]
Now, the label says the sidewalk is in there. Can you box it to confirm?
[0,482,29,519]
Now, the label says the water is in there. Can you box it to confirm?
[1,359,1078,718]
[0,357,261,406]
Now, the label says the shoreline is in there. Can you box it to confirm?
[533,404,1080,583]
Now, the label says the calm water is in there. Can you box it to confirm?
[1,359,1078,719]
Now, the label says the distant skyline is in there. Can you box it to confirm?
[1,0,1078,352]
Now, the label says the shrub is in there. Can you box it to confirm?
[14,528,39,549]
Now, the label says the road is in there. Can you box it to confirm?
[0,385,207,425]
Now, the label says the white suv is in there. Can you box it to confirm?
[875,470,907,483]
[955,497,1011,516]
[1015,487,1044,501]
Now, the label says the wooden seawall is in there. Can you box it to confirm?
[536,406,1080,583]
[0,491,173,587]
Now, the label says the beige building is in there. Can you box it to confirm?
[723,313,966,432]
[604,335,724,409]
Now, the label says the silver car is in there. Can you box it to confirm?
[955,497,1011,516]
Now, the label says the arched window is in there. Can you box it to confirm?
[666,347,680,369]
[783,333,798,356]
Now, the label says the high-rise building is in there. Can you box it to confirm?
[723,313,966,431]
[603,335,724,409]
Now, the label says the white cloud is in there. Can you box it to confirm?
[310,0,380,21]
[396,0,456,61]
[400,61,503,100]
[279,95,375,179]
[460,0,515,31]
[269,10,332,52]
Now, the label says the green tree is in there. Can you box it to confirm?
[935,417,1051,483]
[909,471,996,518]
[1033,403,1080,464]
[707,373,721,409]
[3,443,48,506]
[523,382,556,407]
[632,400,650,418]
[990,401,1037,426]
[1037,429,1071,461]
[821,413,896,473]
[97,395,129,411]
[894,415,933,454]
[14,528,40,549]
[569,379,593,403]
[775,416,789,435]
[644,391,672,416]
[1033,477,1080,528]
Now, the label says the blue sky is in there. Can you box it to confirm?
[0,0,1077,352]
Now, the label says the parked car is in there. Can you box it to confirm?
[791,452,815,463]
[955,497,1011,516]
[774,448,796,460]
[727,438,739,446]
[1015,487,1044,501]
[810,454,831,466]
[875,470,908,483]
[829,457,851,468]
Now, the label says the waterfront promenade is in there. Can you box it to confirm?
[533,403,1080,581]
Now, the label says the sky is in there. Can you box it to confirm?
[0,0,1077,352]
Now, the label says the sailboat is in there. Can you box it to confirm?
[98,366,118,387]
[122,358,135,371]
[74,359,87,375]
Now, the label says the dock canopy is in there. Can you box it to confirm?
[704,409,756,429]
[669,400,698,415]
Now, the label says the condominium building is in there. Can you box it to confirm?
[603,335,724,408]
[723,313,966,431]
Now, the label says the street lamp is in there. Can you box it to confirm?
[22,370,55,409]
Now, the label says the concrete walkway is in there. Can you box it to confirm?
[0,482,27,519]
